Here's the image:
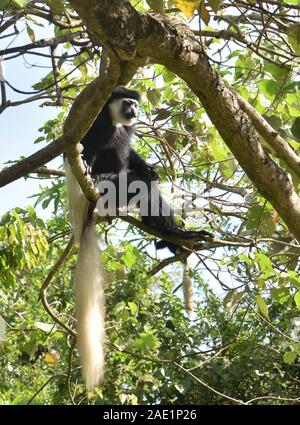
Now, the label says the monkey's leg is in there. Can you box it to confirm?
[139,183,213,250]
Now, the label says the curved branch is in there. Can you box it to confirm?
[39,236,75,337]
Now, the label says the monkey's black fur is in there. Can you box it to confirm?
[80,86,213,253]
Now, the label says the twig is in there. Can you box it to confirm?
[66,337,77,405]
[26,374,67,405]
[39,237,75,337]
[0,31,84,56]
[172,361,246,405]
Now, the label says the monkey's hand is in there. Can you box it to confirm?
[81,156,93,176]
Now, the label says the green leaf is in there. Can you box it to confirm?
[45,0,66,14]
[264,63,290,79]
[135,332,160,353]
[247,206,275,235]
[254,295,270,319]
[288,272,300,289]
[258,80,278,100]
[147,89,161,105]
[200,0,210,25]
[223,290,233,306]
[283,351,297,364]
[12,0,27,7]
[208,0,223,13]
[73,56,87,80]
[263,115,282,131]
[121,245,137,268]
[114,301,130,321]
[291,117,300,141]
[22,341,38,357]
[271,288,290,305]
[162,70,177,84]
[0,0,10,10]
[128,301,138,315]
[286,93,300,117]
[231,290,244,307]
[294,290,300,309]
[26,24,35,43]
[154,110,171,121]
[146,0,164,11]
[287,24,300,55]
[255,252,273,273]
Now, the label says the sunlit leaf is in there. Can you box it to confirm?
[26,24,36,43]
[173,0,201,18]
[254,295,270,319]
[294,291,300,309]
[12,0,28,7]
[283,351,297,364]
[128,301,138,314]
[258,80,278,100]
[287,24,300,55]
[44,349,60,367]
[121,245,137,268]
[255,253,273,273]
[264,63,290,79]
[35,322,55,333]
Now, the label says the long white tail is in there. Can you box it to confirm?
[75,224,105,390]
[65,160,106,390]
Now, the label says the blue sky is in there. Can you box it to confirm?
[0,23,60,218]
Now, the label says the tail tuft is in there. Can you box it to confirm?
[75,224,105,391]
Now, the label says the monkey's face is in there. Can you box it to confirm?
[109,97,140,127]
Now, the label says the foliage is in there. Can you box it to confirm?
[0,0,300,405]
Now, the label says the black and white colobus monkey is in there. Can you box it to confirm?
[65,86,212,390]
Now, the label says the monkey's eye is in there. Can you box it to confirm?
[123,99,139,108]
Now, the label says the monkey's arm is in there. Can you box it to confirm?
[128,148,159,181]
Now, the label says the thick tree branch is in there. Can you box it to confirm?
[236,91,300,178]
[0,138,63,188]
